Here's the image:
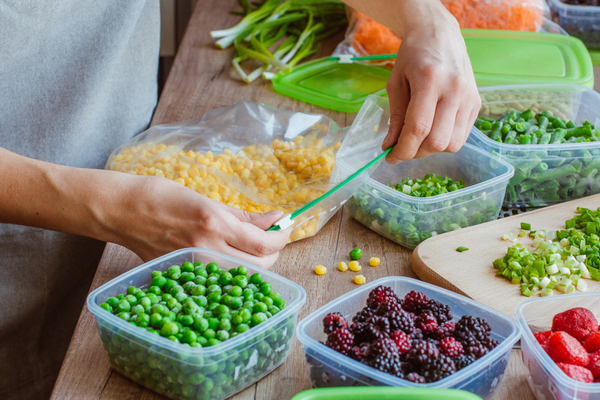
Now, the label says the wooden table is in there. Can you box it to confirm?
[51,0,600,398]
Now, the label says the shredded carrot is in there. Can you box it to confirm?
[349,11,402,57]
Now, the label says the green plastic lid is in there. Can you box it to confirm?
[273,30,593,113]
[463,29,594,88]
[588,49,600,66]
[290,387,483,400]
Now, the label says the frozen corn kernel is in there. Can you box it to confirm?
[348,261,361,272]
[369,257,380,267]
[314,265,327,275]
[354,275,366,285]
[338,262,348,272]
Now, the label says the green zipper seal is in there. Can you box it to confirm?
[327,54,397,62]
[267,147,393,231]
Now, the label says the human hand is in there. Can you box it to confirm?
[382,2,480,163]
[103,174,291,268]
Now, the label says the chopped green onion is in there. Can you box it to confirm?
[521,222,532,230]
[456,246,469,253]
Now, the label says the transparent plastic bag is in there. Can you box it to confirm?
[333,2,551,65]
[105,101,346,242]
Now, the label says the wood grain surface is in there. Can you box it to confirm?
[412,194,600,318]
[51,0,600,399]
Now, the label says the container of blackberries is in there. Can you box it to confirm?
[295,277,520,400]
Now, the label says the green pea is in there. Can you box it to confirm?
[203,329,216,340]
[206,276,219,286]
[206,262,220,274]
[160,321,179,336]
[236,323,250,333]
[221,294,232,306]
[137,313,150,327]
[106,297,119,308]
[193,317,209,332]
[216,330,229,341]
[193,261,205,268]
[182,301,199,315]
[170,285,184,296]
[134,290,146,300]
[117,300,131,313]
[201,377,214,392]
[266,311,272,318]
[253,302,268,313]
[182,261,194,273]
[167,311,176,320]
[161,293,173,302]
[222,284,234,294]
[174,292,188,303]
[150,270,162,279]
[269,306,280,315]
[239,308,252,323]
[207,338,221,347]
[260,296,274,307]
[259,283,271,296]
[125,294,138,306]
[192,295,208,308]
[126,286,138,295]
[349,247,363,260]
[179,314,194,326]
[243,289,254,301]
[254,293,264,301]
[220,313,231,321]
[229,286,243,297]
[150,313,163,328]
[151,276,168,289]
[116,294,125,300]
[243,301,254,309]
[167,335,179,343]
[251,312,267,326]
[99,303,112,313]
[131,304,145,315]
[181,330,197,344]
[146,293,159,305]
[237,266,248,276]
[180,272,195,283]
[207,318,219,331]
[247,283,259,293]
[269,292,283,307]
[188,371,205,385]
[193,275,207,286]
[249,273,262,285]
[218,272,233,286]
[207,293,221,304]
[182,281,196,293]
[207,285,222,295]
[197,336,208,346]
[231,314,243,325]
[207,303,219,312]
[229,297,243,310]
[117,311,130,321]
[151,304,166,316]
[139,297,152,309]
[147,286,161,296]
[167,298,179,310]
[164,279,178,293]
[213,305,229,316]
[191,285,206,296]
[232,275,248,289]
[167,265,181,279]
[218,318,231,331]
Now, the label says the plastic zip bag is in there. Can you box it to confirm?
[105,101,354,242]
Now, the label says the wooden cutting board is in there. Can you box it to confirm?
[412,194,600,318]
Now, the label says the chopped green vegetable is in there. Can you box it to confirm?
[389,173,465,197]
[521,222,532,230]
[456,246,469,253]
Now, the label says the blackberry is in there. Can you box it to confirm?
[322,312,347,334]
[421,354,456,383]
[416,310,438,334]
[422,299,452,325]
[453,354,476,370]
[349,322,370,345]
[454,316,491,345]
[432,321,456,341]
[391,330,411,355]
[411,328,424,341]
[403,291,429,313]
[464,342,489,359]
[371,352,405,378]
[367,286,399,309]
[375,300,401,316]
[350,342,371,361]
[405,372,426,383]
[325,328,354,355]
[439,337,463,358]
[352,306,376,323]
[370,337,398,359]
[406,340,439,368]
[365,315,391,340]
[385,309,415,335]
[482,337,499,351]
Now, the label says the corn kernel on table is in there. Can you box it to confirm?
[50,0,600,398]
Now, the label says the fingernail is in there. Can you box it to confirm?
[387,157,400,164]
[265,210,284,217]
[382,132,392,149]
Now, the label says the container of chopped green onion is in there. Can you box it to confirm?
[341,132,514,248]
[469,83,600,208]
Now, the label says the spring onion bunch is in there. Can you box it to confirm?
[210,0,347,83]
[493,207,600,297]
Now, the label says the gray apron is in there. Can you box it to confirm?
[0,1,159,398]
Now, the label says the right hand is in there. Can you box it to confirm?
[101,174,291,268]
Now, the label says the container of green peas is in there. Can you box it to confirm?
[87,248,306,400]
[469,83,600,208]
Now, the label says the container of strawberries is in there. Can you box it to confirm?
[295,277,520,399]
[515,293,600,400]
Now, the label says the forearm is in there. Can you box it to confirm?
[341,0,459,36]
[0,147,124,243]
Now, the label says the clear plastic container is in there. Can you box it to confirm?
[296,277,521,400]
[468,83,600,208]
[87,248,306,400]
[548,0,600,49]
[343,142,514,249]
[515,293,600,400]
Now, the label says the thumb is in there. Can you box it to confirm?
[229,208,285,230]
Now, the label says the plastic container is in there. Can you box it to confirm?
[344,142,514,249]
[291,387,483,400]
[548,0,600,50]
[515,292,600,400]
[296,277,521,400]
[87,248,307,400]
[468,83,600,208]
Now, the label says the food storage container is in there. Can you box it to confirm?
[469,83,600,208]
[515,292,600,400]
[296,277,521,400]
[343,142,514,249]
[87,248,306,400]
[290,387,483,400]
[548,0,600,50]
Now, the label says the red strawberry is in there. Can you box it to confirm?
[552,308,598,342]
[556,363,594,383]
[584,332,600,353]
[546,331,589,367]
[533,331,552,348]
[588,351,600,378]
